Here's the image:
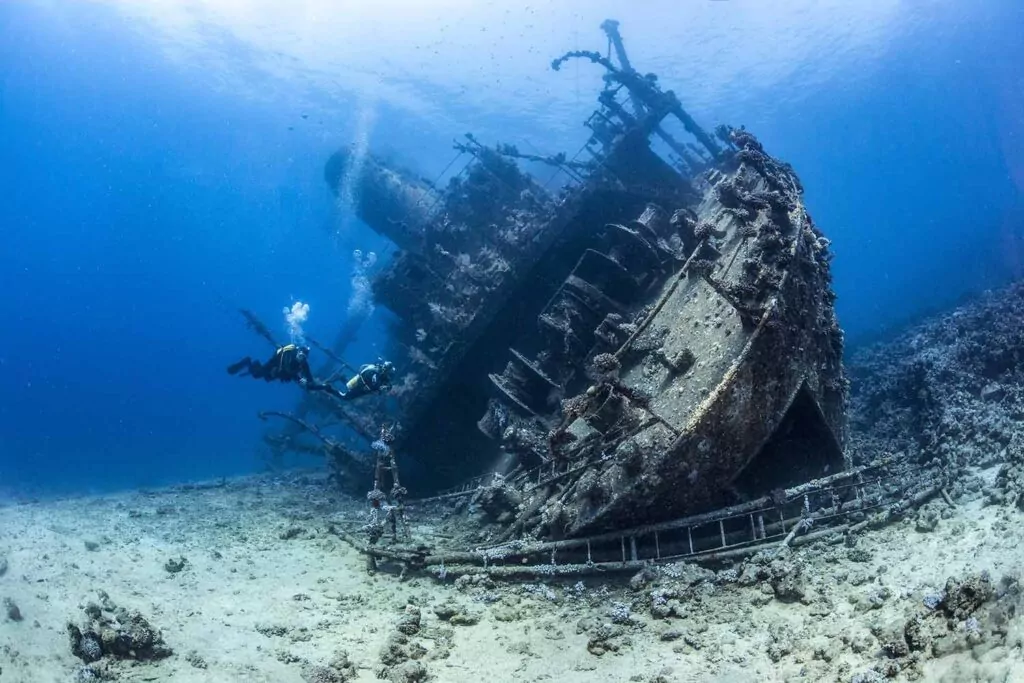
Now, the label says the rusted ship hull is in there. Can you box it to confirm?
[555,147,847,535]
[322,20,847,538]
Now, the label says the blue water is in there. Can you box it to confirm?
[1,1,1021,496]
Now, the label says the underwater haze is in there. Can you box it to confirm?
[1,0,1022,496]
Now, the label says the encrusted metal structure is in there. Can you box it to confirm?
[322,20,847,539]
[332,459,944,580]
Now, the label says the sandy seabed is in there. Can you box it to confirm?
[1,468,1023,683]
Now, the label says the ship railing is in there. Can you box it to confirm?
[398,460,942,575]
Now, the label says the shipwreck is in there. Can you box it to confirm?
[260,20,941,573]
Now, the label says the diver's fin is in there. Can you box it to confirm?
[227,359,250,375]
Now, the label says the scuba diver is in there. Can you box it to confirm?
[338,360,395,400]
[227,344,346,401]
[228,345,394,402]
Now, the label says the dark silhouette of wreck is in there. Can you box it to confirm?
[316,19,849,541]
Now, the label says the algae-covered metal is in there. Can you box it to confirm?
[323,20,847,538]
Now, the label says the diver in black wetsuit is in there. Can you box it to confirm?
[338,360,394,401]
[227,344,345,401]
